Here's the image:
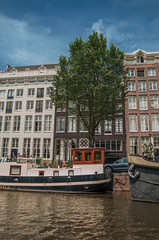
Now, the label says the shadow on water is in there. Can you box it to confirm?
[0,191,159,240]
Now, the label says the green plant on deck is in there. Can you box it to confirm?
[143,143,156,159]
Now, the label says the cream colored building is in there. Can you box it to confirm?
[0,64,57,161]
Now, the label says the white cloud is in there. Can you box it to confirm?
[0,14,62,69]
[90,19,136,51]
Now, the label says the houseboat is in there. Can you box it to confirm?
[128,155,159,202]
[0,148,113,193]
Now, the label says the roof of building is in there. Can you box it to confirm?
[4,63,58,72]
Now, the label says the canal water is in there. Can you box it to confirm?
[0,191,159,240]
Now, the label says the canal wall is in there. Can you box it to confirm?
[113,172,130,191]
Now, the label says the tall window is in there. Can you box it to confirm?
[105,120,112,134]
[7,90,14,99]
[151,114,159,131]
[33,139,40,158]
[2,138,9,157]
[148,68,156,76]
[28,88,35,96]
[4,116,11,131]
[34,116,42,132]
[26,101,34,110]
[138,81,146,92]
[56,117,65,132]
[12,138,19,148]
[16,89,23,97]
[149,81,157,90]
[68,117,76,132]
[13,116,21,131]
[0,102,4,110]
[43,139,51,158]
[115,118,123,133]
[45,100,52,110]
[0,116,2,131]
[35,100,43,112]
[25,116,32,131]
[150,95,158,109]
[128,81,136,91]
[140,114,149,132]
[37,88,44,98]
[130,138,138,155]
[129,115,138,132]
[6,102,13,113]
[15,101,22,110]
[128,96,137,109]
[23,138,31,156]
[139,96,148,110]
[44,115,52,131]
[127,69,135,77]
[0,90,6,98]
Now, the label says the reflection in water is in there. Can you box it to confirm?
[0,191,159,240]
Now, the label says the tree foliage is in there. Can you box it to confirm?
[50,32,127,146]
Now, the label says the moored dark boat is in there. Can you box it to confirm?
[128,155,159,202]
[0,148,113,194]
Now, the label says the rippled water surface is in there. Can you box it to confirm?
[0,191,159,240]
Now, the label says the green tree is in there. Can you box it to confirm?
[50,32,127,147]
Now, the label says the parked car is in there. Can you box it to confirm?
[104,158,128,173]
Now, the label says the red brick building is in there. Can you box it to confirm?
[125,49,159,157]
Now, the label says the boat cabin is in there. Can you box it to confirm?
[72,148,105,164]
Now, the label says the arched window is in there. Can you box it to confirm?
[137,56,144,63]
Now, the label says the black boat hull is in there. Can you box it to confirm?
[0,173,113,194]
[129,155,159,202]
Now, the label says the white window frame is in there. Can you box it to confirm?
[140,114,149,132]
[115,118,123,133]
[128,81,136,91]
[148,68,156,76]
[129,115,138,132]
[150,95,158,109]
[34,115,42,132]
[44,115,52,132]
[68,116,77,132]
[56,117,65,132]
[15,101,22,111]
[13,116,21,131]
[25,116,32,132]
[152,114,159,131]
[104,120,112,134]
[139,96,148,110]
[28,88,35,96]
[26,101,34,110]
[128,96,137,109]
[127,69,135,77]
[149,81,157,91]
[138,81,146,92]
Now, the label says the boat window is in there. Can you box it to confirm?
[39,171,44,177]
[68,170,74,176]
[75,151,82,161]
[10,166,21,175]
[94,151,101,161]
[85,151,92,161]
[53,170,59,176]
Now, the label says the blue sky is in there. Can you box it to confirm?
[0,0,159,70]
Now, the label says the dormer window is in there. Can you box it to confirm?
[137,56,144,63]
